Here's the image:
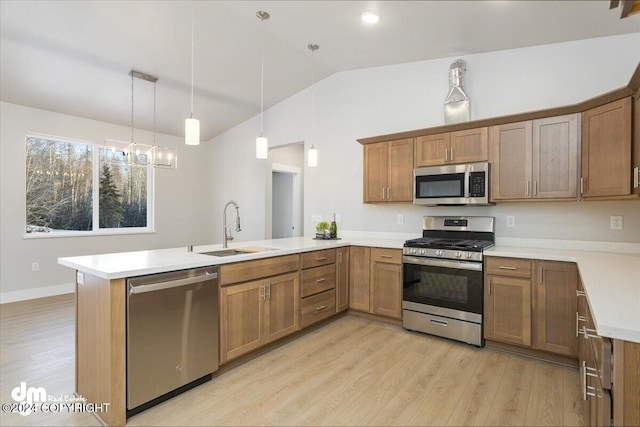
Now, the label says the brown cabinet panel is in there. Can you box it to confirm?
[532,114,579,199]
[301,289,336,328]
[301,264,336,298]
[220,254,300,286]
[415,133,449,167]
[301,248,336,269]
[364,142,389,202]
[634,93,639,195]
[449,127,488,164]
[370,247,402,264]
[388,139,414,202]
[220,280,265,363]
[370,260,402,319]
[489,121,533,200]
[484,275,532,347]
[265,272,299,343]
[485,256,532,278]
[349,246,371,312]
[336,247,350,312]
[581,97,632,198]
[534,261,578,357]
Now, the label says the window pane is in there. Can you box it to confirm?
[26,136,93,233]
[99,149,147,228]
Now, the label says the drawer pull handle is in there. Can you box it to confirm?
[315,305,327,312]
[498,266,517,270]
[581,326,598,339]
[430,319,448,327]
[576,312,587,337]
[576,290,586,297]
[315,277,327,282]
[315,257,327,261]
[380,255,393,259]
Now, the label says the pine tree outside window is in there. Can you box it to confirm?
[25,134,154,237]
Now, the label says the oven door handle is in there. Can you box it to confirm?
[402,256,482,271]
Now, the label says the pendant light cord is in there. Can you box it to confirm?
[131,71,134,145]
[311,48,315,136]
[260,16,265,135]
[190,9,194,117]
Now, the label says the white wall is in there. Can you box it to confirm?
[0,102,213,298]
[208,34,640,244]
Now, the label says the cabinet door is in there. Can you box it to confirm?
[219,280,265,363]
[349,246,370,312]
[336,247,350,312]
[388,138,414,202]
[449,127,488,164]
[532,114,579,199]
[489,121,533,200]
[634,93,639,195]
[415,133,449,167]
[370,261,402,319]
[534,261,578,357]
[265,272,299,343]
[364,142,388,202]
[581,97,632,198]
[484,275,532,346]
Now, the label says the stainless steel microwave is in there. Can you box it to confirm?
[414,162,492,206]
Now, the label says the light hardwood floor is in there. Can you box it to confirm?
[0,294,584,426]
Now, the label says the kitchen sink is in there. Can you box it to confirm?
[199,246,279,257]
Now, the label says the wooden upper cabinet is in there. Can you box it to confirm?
[414,127,487,167]
[489,121,533,200]
[363,138,413,203]
[634,92,639,195]
[581,97,632,198]
[490,114,578,201]
[534,261,578,357]
[532,114,579,199]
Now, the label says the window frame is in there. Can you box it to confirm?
[23,132,156,239]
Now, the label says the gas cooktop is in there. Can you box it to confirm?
[404,237,494,252]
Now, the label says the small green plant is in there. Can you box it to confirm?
[315,221,329,232]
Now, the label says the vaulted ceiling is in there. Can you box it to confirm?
[1,1,639,141]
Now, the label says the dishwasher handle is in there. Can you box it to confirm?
[129,271,217,296]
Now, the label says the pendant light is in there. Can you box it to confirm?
[255,11,270,159]
[185,9,200,145]
[307,43,319,167]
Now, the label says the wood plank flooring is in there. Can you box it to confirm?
[0,294,583,426]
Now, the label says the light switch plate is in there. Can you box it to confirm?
[397,214,404,225]
[507,216,515,228]
[610,216,623,230]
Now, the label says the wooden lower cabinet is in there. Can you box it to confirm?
[370,252,402,319]
[484,257,578,358]
[336,247,350,312]
[220,272,299,363]
[349,246,371,312]
[485,274,532,346]
[534,261,578,357]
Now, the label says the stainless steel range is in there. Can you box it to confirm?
[402,216,494,347]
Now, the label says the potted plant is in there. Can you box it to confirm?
[315,221,330,239]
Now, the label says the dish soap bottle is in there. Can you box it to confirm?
[330,213,338,239]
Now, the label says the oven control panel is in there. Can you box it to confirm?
[403,247,483,262]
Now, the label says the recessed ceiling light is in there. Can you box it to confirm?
[361,11,380,24]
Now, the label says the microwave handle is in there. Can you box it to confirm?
[464,170,470,198]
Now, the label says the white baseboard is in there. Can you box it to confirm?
[0,282,75,304]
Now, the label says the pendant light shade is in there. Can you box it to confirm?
[185,116,200,146]
[308,144,318,167]
[256,135,268,159]
[256,11,270,159]
[185,7,200,146]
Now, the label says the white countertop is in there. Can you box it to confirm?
[486,246,640,344]
[57,236,406,280]
[59,237,639,343]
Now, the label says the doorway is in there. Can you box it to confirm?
[266,143,304,239]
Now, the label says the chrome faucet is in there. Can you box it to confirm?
[222,200,241,248]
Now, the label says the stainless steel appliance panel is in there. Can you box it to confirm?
[127,267,218,410]
[414,162,491,206]
[403,309,482,346]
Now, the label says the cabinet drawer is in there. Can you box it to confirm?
[301,264,336,298]
[302,249,336,269]
[301,289,336,328]
[220,254,300,286]
[370,248,402,264]
[485,256,532,278]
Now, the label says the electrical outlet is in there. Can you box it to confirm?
[610,215,623,230]
[335,214,341,223]
[311,214,323,222]
[397,214,404,225]
[77,271,84,285]
[32,262,39,272]
[506,216,515,228]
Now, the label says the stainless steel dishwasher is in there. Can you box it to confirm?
[127,267,218,411]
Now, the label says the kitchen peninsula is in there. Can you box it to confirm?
[59,236,639,426]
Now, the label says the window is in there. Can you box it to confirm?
[25,134,154,236]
